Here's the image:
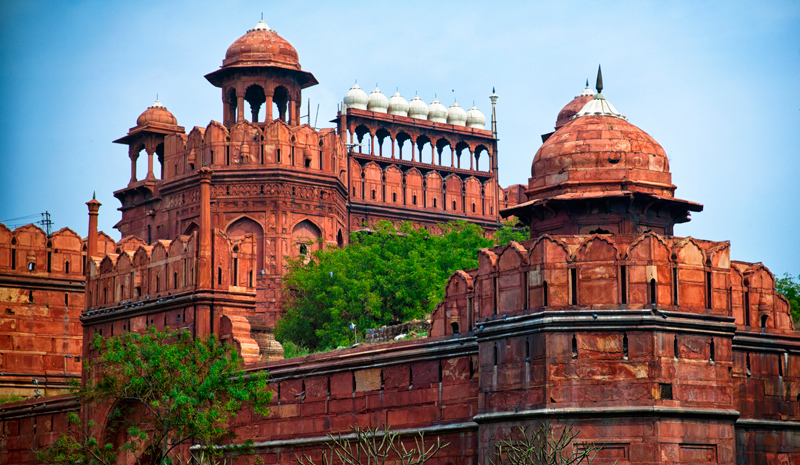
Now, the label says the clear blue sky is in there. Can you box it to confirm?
[0,1,798,277]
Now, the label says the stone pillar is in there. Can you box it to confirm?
[391,136,395,159]
[197,167,213,290]
[265,95,273,121]
[129,151,137,184]
[452,150,455,168]
[289,99,296,126]
[295,100,301,126]
[431,145,435,165]
[370,133,375,156]
[237,96,245,123]
[251,103,261,123]
[411,138,416,162]
[469,149,474,170]
[86,195,101,261]
[146,147,155,179]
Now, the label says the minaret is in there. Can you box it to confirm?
[86,192,101,261]
[489,87,499,139]
[489,88,501,223]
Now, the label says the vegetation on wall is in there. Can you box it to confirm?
[276,220,528,352]
[488,422,615,465]
[776,273,800,323]
[36,327,271,465]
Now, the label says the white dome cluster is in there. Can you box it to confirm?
[343,83,368,110]
[343,86,487,128]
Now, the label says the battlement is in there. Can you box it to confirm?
[433,231,794,337]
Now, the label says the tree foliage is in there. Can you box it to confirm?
[36,327,271,465]
[776,273,800,323]
[488,422,615,465]
[296,425,448,465]
[276,220,528,352]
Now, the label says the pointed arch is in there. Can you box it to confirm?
[574,235,620,262]
[226,216,264,271]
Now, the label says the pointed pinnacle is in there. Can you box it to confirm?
[586,78,589,87]
[92,191,96,200]
[596,65,604,94]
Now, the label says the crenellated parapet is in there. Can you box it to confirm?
[433,232,794,337]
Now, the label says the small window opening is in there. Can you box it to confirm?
[304,158,311,168]
[433,198,437,208]
[327,377,331,397]
[673,335,679,359]
[493,344,498,366]
[746,353,751,377]
[65,293,69,306]
[277,149,281,163]
[778,355,783,377]
[156,275,160,292]
[472,203,475,213]
[292,186,296,196]
[173,272,178,289]
[371,189,376,200]
[672,267,679,306]
[543,281,548,307]
[135,286,141,297]
[570,269,578,306]
[620,266,627,304]
[291,146,295,165]
[623,333,629,359]
[352,371,356,394]
[571,334,578,359]
[248,270,253,287]
[452,200,457,210]
[410,366,414,386]
[120,284,124,299]
[233,257,239,285]
[28,262,35,272]
[413,195,417,206]
[319,151,323,170]
[469,358,475,379]
[710,338,715,362]
[706,271,712,309]
[226,145,230,165]
[438,361,443,383]
[65,261,70,274]
[299,244,308,255]
[11,248,15,269]
[451,322,459,334]
[47,252,52,272]
[217,267,222,285]
[659,383,673,400]
[353,186,356,196]
[392,192,397,202]
[490,206,493,215]
[760,315,768,328]
[650,278,657,305]
[525,339,530,362]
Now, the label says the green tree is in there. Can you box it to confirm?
[276,220,528,352]
[489,422,615,465]
[36,327,271,465]
[776,273,800,323]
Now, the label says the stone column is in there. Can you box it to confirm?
[129,150,137,184]
[391,136,395,159]
[289,99,296,126]
[265,95,273,121]
[431,145,435,165]
[469,149,474,170]
[198,167,213,290]
[237,96,245,123]
[146,147,155,179]
[370,133,375,156]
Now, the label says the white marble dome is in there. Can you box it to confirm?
[408,95,429,119]
[388,92,409,116]
[428,98,447,123]
[465,105,486,129]
[367,87,389,113]
[446,102,467,126]
[344,83,368,110]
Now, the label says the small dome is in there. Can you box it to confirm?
[367,87,389,113]
[344,83,368,110]
[428,98,447,123]
[136,100,177,127]
[388,92,409,117]
[555,84,596,129]
[573,93,626,120]
[446,102,467,126]
[465,105,486,129]
[224,20,300,70]
[408,95,429,120]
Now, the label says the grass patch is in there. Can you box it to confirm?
[282,341,312,359]
[0,394,26,404]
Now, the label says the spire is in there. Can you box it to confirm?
[92,191,96,200]
[585,78,589,87]
[596,65,604,94]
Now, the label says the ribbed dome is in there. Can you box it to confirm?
[388,92,409,116]
[428,98,447,123]
[446,102,467,126]
[344,84,368,110]
[408,95,429,119]
[223,20,300,70]
[555,84,596,130]
[136,100,178,127]
[367,87,389,113]
[529,115,673,200]
[465,105,486,129]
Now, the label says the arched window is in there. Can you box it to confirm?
[761,315,768,328]
[451,322,459,335]
[299,244,308,256]
[173,272,178,289]
[65,261,70,274]
[65,293,69,306]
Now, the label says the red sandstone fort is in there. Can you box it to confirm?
[0,19,798,464]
